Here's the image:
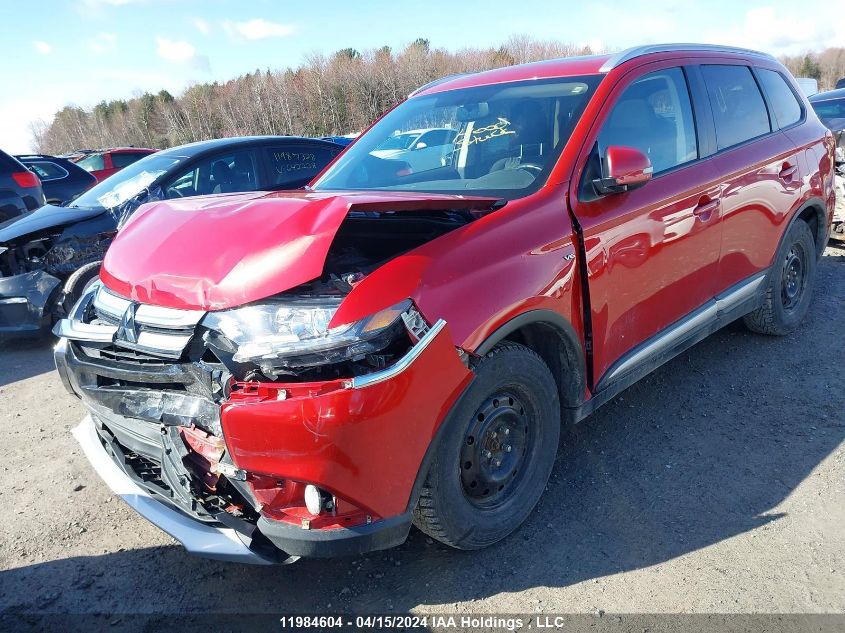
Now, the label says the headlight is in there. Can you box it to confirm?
[202,298,411,370]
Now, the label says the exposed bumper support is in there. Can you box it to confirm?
[72,415,273,565]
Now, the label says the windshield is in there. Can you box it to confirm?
[312,75,601,199]
[69,154,184,210]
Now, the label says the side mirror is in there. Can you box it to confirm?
[414,142,427,150]
[593,145,653,195]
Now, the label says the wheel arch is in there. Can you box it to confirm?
[790,196,828,259]
[474,309,586,417]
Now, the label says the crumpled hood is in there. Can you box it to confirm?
[101,190,498,311]
[0,204,107,244]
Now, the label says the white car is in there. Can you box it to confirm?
[371,128,457,172]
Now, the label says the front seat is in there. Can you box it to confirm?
[210,161,234,194]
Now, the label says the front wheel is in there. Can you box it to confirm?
[413,342,560,549]
[744,218,816,336]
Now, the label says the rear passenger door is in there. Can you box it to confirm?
[262,143,343,190]
[695,64,804,291]
[569,64,723,388]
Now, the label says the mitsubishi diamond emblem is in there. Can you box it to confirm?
[115,303,139,344]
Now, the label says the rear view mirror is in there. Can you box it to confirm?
[456,102,489,122]
[593,145,653,195]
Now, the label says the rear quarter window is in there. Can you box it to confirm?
[757,69,802,129]
[265,144,342,188]
[25,160,68,181]
[701,65,771,151]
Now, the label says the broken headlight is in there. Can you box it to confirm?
[202,298,411,371]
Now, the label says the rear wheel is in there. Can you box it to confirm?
[744,219,816,335]
[413,342,560,549]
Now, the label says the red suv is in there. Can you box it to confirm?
[76,147,158,182]
[54,44,834,564]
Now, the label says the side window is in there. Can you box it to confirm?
[265,144,342,189]
[164,150,259,199]
[700,65,771,150]
[598,67,698,175]
[757,69,802,129]
[27,161,67,181]
[112,152,147,168]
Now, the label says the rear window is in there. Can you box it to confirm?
[265,144,342,188]
[758,69,802,129]
[811,97,845,125]
[111,152,148,168]
[701,65,771,151]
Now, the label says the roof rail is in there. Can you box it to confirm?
[599,43,776,73]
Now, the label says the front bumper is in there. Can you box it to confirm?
[0,270,62,335]
[55,316,472,561]
[72,414,272,564]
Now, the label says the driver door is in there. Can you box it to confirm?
[569,64,723,388]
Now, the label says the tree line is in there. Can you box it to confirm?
[31,39,845,155]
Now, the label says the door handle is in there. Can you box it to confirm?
[778,163,798,180]
[693,198,720,221]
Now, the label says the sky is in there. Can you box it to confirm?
[1,0,843,153]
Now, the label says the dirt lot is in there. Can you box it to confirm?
[0,247,843,627]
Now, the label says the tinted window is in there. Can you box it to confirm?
[77,153,105,171]
[164,150,259,199]
[811,97,845,125]
[265,144,342,188]
[599,67,698,175]
[758,69,802,129]
[701,65,771,150]
[25,160,68,181]
[111,152,148,168]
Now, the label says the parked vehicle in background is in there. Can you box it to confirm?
[0,136,343,336]
[60,149,98,163]
[76,147,158,182]
[16,154,97,206]
[809,89,845,240]
[53,45,834,564]
[795,77,819,97]
[0,149,45,223]
[371,127,458,172]
[320,135,357,147]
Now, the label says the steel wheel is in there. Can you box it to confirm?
[781,243,808,311]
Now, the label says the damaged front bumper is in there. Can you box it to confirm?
[0,270,62,334]
[55,312,472,562]
[72,414,273,564]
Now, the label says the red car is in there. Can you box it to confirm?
[75,147,158,182]
[55,44,834,564]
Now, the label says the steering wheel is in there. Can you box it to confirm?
[166,187,184,198]
[516,163,544,175]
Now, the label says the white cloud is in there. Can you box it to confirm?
[155,37,210,71]
[88,32,117,55]
[705,4,845,55]
[33,41,52,55]
[191,17,211,35]
[222,18,295,41]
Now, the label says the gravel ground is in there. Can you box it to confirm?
[0,246,843,627]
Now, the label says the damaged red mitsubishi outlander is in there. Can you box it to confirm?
[54,44,835,564]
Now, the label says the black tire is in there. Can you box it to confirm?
[744,219,816,335]
[62,261,101,314]
[413,341,560,549]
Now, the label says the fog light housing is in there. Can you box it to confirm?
[304,485,324,515]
